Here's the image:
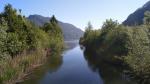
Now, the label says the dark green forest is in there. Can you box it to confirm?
[0,4,64,84]
[80,11,150,83]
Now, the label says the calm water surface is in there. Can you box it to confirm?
[21,41,136,84]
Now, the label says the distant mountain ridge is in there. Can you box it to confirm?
[123,1,150,26]
[28,14,84,41]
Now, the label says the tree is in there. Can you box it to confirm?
[2,4,18,32]
[85,21,93,31]
[84,22,93,38]
[101,19,119,32]
[43,15,62,36]
[43,15,64,51]
[50,15,58,24]
[19,9,22,14]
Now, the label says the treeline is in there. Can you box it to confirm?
[0,4,64,84]
[80,11,150,83]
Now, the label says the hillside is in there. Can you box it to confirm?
[123,1,150,26]
[28,15,84,41]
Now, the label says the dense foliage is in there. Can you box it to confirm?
[43,15,64,52]
[0,4,64,84]
[80,17,150,83]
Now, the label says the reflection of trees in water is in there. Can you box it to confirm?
[46,52,63,73]
[22,41,78,84]
[21,51,63,84]
[83,49,136,84]
[47,41,79,73]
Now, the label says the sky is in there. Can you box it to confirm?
[0,0,150,30]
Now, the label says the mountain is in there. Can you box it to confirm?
[28,14,84,41]
[123,1,150,26]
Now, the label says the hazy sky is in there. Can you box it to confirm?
[0,0,150,30]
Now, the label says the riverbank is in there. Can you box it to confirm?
[80,19,150,83]
[21,45,104,84]
[21,44,136,84]
[0,48,50,84]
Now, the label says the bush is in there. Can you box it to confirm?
[6,33,24,57]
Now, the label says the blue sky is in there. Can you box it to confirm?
[0,0,149,30]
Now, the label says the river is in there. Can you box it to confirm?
[21,41,136,84]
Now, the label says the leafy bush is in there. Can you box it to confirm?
[6,33,23,57]
[0,18,8,60]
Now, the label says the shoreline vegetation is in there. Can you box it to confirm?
[80,12,150,83]
[1,49,47,84]
[0,4,64,84]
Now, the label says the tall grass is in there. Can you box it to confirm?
[0,48,47,84]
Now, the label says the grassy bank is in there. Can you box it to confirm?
[0,48,48,84]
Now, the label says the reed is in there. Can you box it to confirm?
[0,48,48,84]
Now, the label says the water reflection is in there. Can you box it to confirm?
[21,51,63,84]
[65,40,79,50]
[83,49,136,84]
[45,40,79,73]
[47,54,63,73]
[21,41,79,84]
[20,41,137,84]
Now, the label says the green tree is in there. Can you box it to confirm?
[2,4,25,32]
[50,15,58,24]
[101,19,119,32]
[84,22,93,40]
[85,21,93,31]
[43,15,64,51]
